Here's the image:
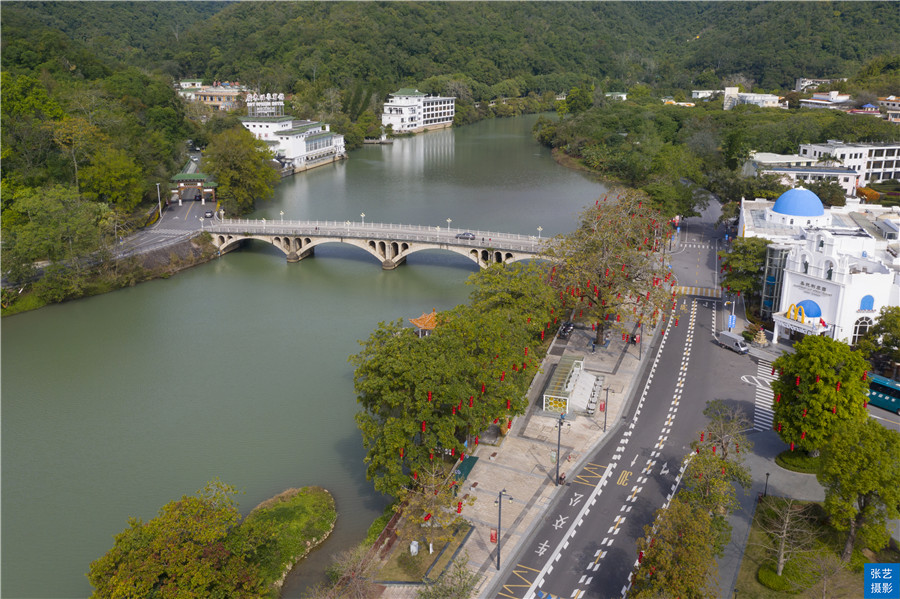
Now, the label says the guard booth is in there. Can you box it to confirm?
[170,173,218,204]
[542,355,584,414]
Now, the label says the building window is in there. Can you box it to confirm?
[860,295,875,311]
[852,317,873,345]
[803,260,809,273]
[826,264,833,280]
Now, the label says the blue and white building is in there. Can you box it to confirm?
[239,92,346,173]
[738,187,900,345]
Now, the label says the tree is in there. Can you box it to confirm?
[204,128,279,215]
[770,335,870,455]
[79,147,145,211]
[543,189,674,344]
[52,116,107,191]
[718,236,770,297]
[87,480,265,598]
[394,461,475,551]
[806,180,846,207]
[631,497,718,599]
[564,86,593,114]
[416,552,479,599]
[818,417,900,562]
[858,306,900,374]
[753,497,816,577]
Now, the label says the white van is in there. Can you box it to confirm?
[717,331,749,354]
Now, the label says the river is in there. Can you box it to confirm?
[0,114,607,598]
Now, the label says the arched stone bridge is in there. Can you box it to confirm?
[204,218,547,269]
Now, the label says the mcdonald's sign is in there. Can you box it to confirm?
[786,304,806,323]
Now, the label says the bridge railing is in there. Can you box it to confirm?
[207,219,549,253]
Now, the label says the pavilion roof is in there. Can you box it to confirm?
[409,309,438,330]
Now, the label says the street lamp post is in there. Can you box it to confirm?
[346,220,351,232]
[604,387,610,432]
[537,226,543,239]
[361,212,366,226]
[280,210,284,222]
[764,472,770,497]
[555,413,570,486]
[447,218,452,232]
[495,489,513,570]
[155,183,162,220]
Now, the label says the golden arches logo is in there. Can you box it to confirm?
[787,304,806,323]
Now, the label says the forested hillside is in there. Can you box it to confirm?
[4,2,898,96]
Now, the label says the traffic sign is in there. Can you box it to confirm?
[728,314,736,329]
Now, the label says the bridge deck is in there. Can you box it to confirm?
[205,218,547,253]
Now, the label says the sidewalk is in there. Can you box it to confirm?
[377,322,650,598]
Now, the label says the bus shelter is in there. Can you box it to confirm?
[543,355,584,414]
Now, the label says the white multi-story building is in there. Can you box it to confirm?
[799,90,852,109]
[737,188,900,346]
[743,152,858,196]
[723,87,787,111]
[239,93,345,173]
[381,88,455,134]
[799,141,900,185]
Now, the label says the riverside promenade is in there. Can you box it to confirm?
[378,322,649,598]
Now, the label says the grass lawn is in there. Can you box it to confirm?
[241,486,337,591]
[376,523,473,582]
[734,496,900,598]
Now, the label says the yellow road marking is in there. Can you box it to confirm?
[497,563,541,599]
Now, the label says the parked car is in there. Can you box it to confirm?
[204,210,214,219]
[455,231,476,239]
[717,331,749,354]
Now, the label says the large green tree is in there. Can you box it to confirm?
[818,418,900,562]
[718,236,770,297]
[87,480,265,598]
[858,306,900,373]
[543,189,674,344]
[204,127,279,215]
[631,497,719,599]
[770,336,870,455]
[79,147,145,211]
[352,264,558,496]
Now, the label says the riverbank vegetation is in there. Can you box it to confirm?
[87,481,336,599]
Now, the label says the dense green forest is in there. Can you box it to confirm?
[2,1,899,311]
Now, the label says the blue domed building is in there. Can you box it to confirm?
[765,187,830,228]
[736,186,900,351]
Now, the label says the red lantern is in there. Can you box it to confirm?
[674,318,679,326]
[481,383,486,394]
[507,420,512,430]
[863,371,868,381]
[777,422,782,432]
[414,472,418,480]
[775,393,781,403]
[500,371,505,382]
[836,381,841,391]
[422,421,427,432]
[801,431,806,439]
[700,432,705,442]
[772,367,776,376]
[802,409,807,417]
[469,396,474,408]
[423,513,431,521]
[451,448,455,456]
[541,330,545,340]
[475,436,479,445]
[452,407,456,415]
[427,391,432,402]
[494,418,499,424]
[832,406,837,414]
[457,502,463,514]
[507,399,511,410]
[430,452,434,460]
[790,442,795,451]
[816,374,820,383]
[400,448,404,458]
[712,445,717,454]
[796,376,801,386]
[461,452,465,460]
[524,347,528,356]
[722,466,726,475]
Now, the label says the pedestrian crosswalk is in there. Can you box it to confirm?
[753,358,776,431]
[678,243,712,249]
[674,286,722,299]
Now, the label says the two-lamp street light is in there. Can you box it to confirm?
[495,489,513,570]
[361,212,366,226]
[447,218,452,232]
[556,412,570,486]
[537,226,543,239]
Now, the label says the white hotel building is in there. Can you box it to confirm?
[239,93,345,173]
[381,88,455,134]
[737,188,900,346]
